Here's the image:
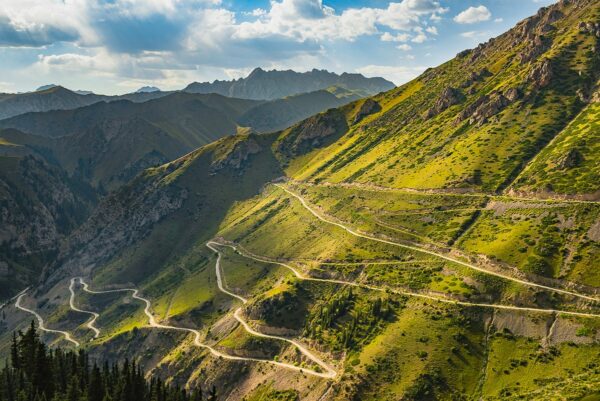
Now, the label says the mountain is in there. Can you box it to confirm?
[183,68,395,100]
[36,84,58,91]
[136,86,160,93]
[0,87,363,191]
[0,92,261,190]
[2,1,600,400]
[236,87,362,132]
[0,133,96,300]
[0,86,170,120]
[0,87,364,301]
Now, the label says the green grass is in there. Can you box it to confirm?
[514,103,600,195]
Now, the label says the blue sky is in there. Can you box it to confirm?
[0,0,555,94]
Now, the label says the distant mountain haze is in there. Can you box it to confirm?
[0,69,393,120]
[183,68,395,100]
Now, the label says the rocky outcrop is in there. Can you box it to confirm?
[461,69,492,88]
[504,87,522,102]
[578,21,600,37]
[276,108,348,157]
[353,99,382,124]
[210,137,262,172]
[518,35,551,64]
[423,87,463,119]
[528,59,554,88]
[455,88,520,125]
[556,148,584,169]
[50,169,187,280]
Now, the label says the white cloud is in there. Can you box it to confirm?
[0,0,450,92]
[494,17,503,23]
[453,5,491,24]
[356,64,426,85]
[381,32,411,42]
[460,30,491,40]
[411,27,427,43]
[244,8,267,17]
[223,67,254,79]
[232,0,446,42]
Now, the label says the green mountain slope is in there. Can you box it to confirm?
[2,1,599,400]
[511,102,599,197]
[281,0,599,197]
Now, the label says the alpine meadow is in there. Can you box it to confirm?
[0,0,599,400]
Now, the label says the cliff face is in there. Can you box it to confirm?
[0,153,95,299]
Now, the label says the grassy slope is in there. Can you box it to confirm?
[5,1,599,400]
[282,0,599,196]
[512,102,600,195]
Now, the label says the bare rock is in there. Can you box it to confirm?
[592,87,600,103]
[469,92,510,125]
[455,89,517,125]
[579,21,600,37]
[518,35,551,64]
[504,87,522,102]
[527,59,553,88]
[543,9,564,24]
[423,87,463,119]
[461,68,492,88]
[276,108,348,157]
[556,148,584,169]
[211,137,262,171]
[353,98,382,124]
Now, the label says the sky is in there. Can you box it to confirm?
[0,0,555,94]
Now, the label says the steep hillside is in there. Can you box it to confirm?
[0,94,253,191]
[0,138,95,300]
[280,0,599,198]
[1,1,599,400]
[511,101,599,197]
[0,89,367,191]
[184,68,395,100]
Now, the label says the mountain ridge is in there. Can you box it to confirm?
[183,68,395,100]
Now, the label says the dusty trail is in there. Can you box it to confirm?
[275,184,600,304]
[300,180,599,205]
[1,287,29,311]
[212,241,600,319]
[69,278,100,339]
[15,291,80,347]
[207,241,337,378]
[78,274,337,379]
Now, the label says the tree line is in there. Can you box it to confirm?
[1,322,216,401]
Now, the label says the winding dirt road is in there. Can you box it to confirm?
[207,241,337,378]
[275,184,600,304]
[78,274,336,379]
[15,291,80,347]
[212,241,600,319]
[69,278,100,339]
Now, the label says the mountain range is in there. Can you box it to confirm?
[0,69,394,121]
[0,1,599,400]
[184,68,395,100]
